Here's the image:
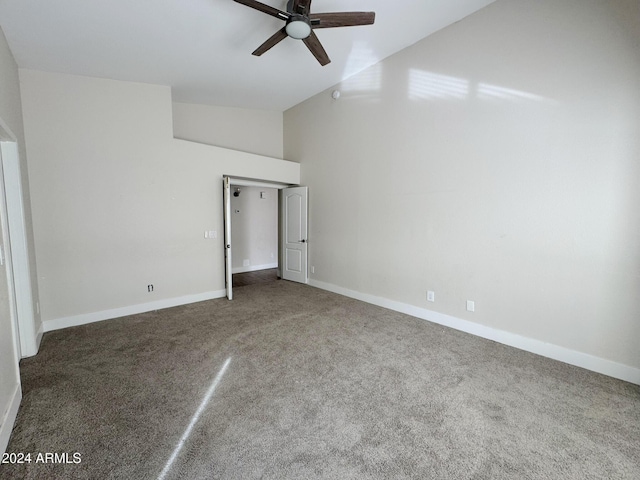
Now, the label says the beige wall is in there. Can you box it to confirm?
[230,186,278,272]
[20,70,298,326]
[284,0,640,371]
[172,102,283,159]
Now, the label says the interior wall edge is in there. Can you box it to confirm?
[34,323,43,353]
[308,279,640,386]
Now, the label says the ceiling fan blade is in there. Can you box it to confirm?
[252,27,288,56]
[291,0,312,15]
[233,0,289,21]
[303,31,330,66]
[311,12,376,29]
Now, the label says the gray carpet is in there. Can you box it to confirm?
[3,280,639,479]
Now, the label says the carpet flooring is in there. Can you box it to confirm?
[3,280,640,479]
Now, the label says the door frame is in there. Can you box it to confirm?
[0,142,21,363]
[222,176,301,300]
[223,177,233,300]
[0,118,25,454]
[0,117,38,358]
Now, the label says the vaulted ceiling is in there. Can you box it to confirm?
[0,0,495,111]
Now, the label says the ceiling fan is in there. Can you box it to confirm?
[233,0,376,66]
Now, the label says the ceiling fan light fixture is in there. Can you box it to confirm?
[286,17,311,39]
[234,0,376,66]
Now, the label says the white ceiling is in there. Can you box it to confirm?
[0,0,495,111]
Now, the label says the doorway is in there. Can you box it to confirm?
[233,268,279,288]
[229,184,278,288]
[0,121,27,453]
[0,123,37,358]
[223,176,308,300]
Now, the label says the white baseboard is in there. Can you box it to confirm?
[308,279,640,386]
[232,263,278,274]
[39,279,640,385]
[43,290,227,333]
[0,383,21,454]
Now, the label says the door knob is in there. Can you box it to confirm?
[300,239,306,243]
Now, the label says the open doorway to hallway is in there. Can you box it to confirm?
[223,176,308,299]
[229,185,278,288]
[233,268,278,288]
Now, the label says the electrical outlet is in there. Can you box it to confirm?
[148,284,154,293]
[466,300,475,312]
[243,259,250,267]
[311,266,315,274]
[427,291,435,302]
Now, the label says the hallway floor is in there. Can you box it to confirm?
[232,268,278,288]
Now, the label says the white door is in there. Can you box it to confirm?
[223,177,233,300]
[282,186,308,284]
[1,141,36,357]
[0,144,22,454]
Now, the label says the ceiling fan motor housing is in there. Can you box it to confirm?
[285,14,312,39]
